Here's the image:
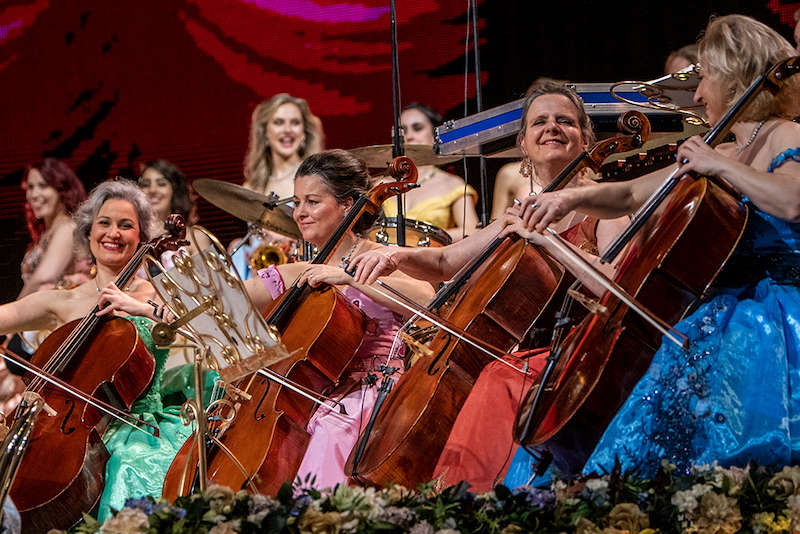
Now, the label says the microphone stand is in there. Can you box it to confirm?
[348,364,398,480]
[519,280,581,475]
[469,0,489,228]
[390,0,406,247]
[351,0,407,475]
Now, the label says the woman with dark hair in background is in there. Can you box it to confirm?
[381,102,479,241]
[138,158,211,263]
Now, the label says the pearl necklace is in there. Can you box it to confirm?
[735,119,767,154]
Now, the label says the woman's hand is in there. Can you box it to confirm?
[499,212,548,246]
[296,264,352,288]
[346,248,399,285]
[95,283,151,318]
[676,135,730,178]
[517,188,581,233]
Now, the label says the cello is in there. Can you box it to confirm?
[162,157,419,499]
[345,112,651,488]
[9,216,187,533]
[514,57,800,474]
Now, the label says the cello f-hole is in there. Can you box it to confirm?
[60,399,76,435]
[254,379,271,421]
[427,335,453,376]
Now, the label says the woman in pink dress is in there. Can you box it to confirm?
[244,149,434,489]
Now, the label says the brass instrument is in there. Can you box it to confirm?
[249,242,288,270]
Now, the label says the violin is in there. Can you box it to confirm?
[9,216,187,533]
[344,112,652,488]
[513,57,800,474]
[162,157,419,499]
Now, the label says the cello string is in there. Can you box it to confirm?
[31,243,156,392]
[369,279,531,374]
[1,349,160,437]
[255,369,351,420]
[542,229,688,349]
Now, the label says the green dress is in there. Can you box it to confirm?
[95,316,216,521]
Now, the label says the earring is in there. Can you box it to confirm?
[300,136,307,151]
[519,156,533,178]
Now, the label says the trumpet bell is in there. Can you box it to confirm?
[250,244,289,270]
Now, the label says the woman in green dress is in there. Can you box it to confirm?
[0,179,198,524]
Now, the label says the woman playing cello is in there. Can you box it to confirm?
[349,80,631,490]
[516,14,800,474]
[242,149,434,489]
[0,179,197,522]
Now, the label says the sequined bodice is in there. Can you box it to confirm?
[717,203,800,289]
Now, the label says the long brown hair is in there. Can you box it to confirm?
[243,94,318,193]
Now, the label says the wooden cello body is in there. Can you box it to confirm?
[345,236,569,487]
[162,286,365,498]
[344,112,653,487]
[514,176,747,473]
[10,318,155,533]
[162,156,421,499]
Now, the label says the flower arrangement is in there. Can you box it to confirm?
[58,461,800,534]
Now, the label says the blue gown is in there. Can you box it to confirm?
[583,149,800,476]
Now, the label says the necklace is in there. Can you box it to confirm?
[418,167,437,185]
[95,277,130,293]
[339,238,361,269]
[735,119,767,154]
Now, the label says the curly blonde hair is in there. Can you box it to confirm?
[243,94,319,194]
[698,14,800,122]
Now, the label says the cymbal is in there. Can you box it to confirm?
[347,144,463,168]
[193,179,302,239]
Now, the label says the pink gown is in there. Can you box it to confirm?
[258,266,404,489]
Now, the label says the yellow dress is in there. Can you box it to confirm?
[382,184,477,230]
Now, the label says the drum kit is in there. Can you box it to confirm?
[193,144,455,266]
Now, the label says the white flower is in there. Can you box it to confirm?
[671,484,712,514]
[585,479,609,492]
[99,508,149,534]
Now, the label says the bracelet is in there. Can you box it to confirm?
[146,299,164,321]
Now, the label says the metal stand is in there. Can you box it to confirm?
[348,364,398,480]
[229,224,260,257]
[389,0,406,246]
[191,347,209,492]
[517,281,580,449]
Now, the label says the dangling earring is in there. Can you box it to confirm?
[519,156,533,178]
[300,136,307,152]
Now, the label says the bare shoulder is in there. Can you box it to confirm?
[52,219,77,238]
[496,161,522,183]
[434,169,467,189]
[39,286,89,326]
[769,119,800,149]
[128,278,156,301]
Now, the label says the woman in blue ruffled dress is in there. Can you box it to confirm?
[516,14,800,476]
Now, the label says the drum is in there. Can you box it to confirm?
[367,217,452,247]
